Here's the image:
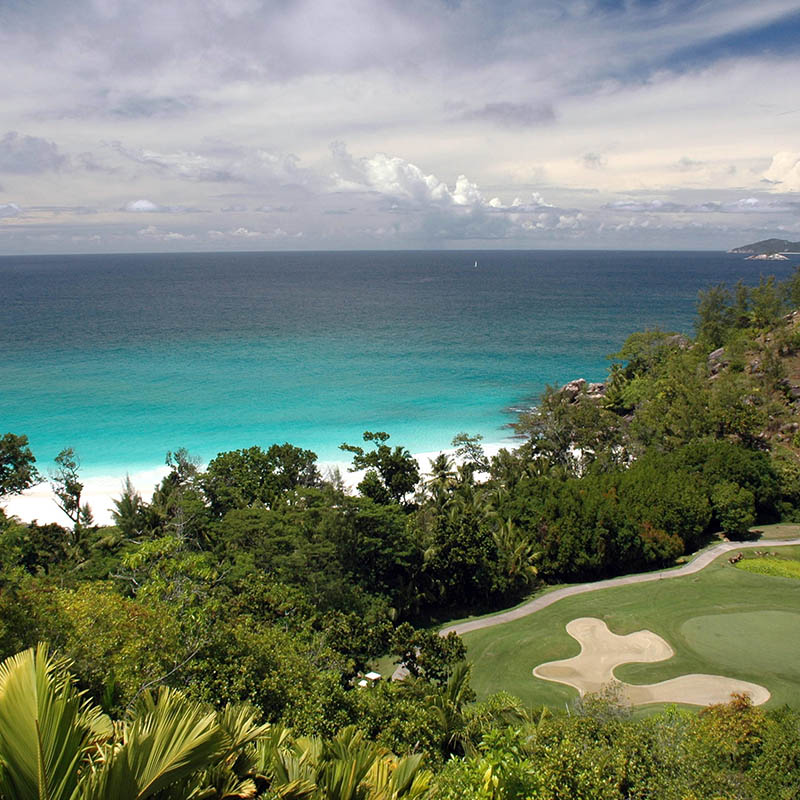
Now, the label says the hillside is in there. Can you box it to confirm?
[729,237,800,255]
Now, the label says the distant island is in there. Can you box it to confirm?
[729,237,800,256]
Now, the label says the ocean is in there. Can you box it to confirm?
[2,250,795,481]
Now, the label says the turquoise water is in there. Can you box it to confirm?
[1,250,794,476]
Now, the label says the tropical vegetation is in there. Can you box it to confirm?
[3,267,800,796]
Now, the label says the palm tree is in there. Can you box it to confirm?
[255,725,431,800]
[0,644,111,800]
[422,454,456,507]
[492,519,540,595]
[0,644,270,800]
[0,645,432,800]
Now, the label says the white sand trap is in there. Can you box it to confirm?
[533,617,770,706]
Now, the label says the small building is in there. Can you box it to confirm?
[355,671,382,689]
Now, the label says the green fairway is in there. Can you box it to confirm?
[735,556,800,579]
[749,522,800,540]
[462,545,800,709]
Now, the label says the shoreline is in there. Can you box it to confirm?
[2,443,510,527]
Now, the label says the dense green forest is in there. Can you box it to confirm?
[3,269,800,798]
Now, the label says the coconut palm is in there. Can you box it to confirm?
[422,454,456,507]
[492,519,540,594]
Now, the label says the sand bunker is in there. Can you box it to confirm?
[533,617,770,706]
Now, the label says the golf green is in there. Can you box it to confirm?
[463,546,800,708]
[680,611,800,678]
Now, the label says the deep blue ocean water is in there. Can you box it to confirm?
[2,250,795,476]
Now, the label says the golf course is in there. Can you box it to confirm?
[459,527,800,709]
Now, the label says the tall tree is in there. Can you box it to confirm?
[451,432,489,475]
[50,448,93,534]
[203,443,320,515]
[695,283,734,348]
[0,433,39,498]
[340,432,420,505]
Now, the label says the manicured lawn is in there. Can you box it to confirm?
[749,522,800,540]
[462,545,800,709]
[735,556,800,579]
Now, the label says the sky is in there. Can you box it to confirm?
[1,0,799,254]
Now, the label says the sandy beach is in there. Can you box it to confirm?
[2,443,508,527]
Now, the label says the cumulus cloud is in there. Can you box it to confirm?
[123,199,167,212]
[2,1,800,251]
[763,152,800,191]
[331,143,546,211]
[326,143,583,241]
[0,131,68,174]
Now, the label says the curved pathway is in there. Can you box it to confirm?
[442,538,800,636]
[392,537,800,679]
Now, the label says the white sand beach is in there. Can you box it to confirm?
[2,443,509,527]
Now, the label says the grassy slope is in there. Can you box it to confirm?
[463,545,800,709]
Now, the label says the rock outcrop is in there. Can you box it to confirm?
[558,378,606,403]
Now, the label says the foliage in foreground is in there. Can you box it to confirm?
[0,644,432,800]
[3,644,800,800]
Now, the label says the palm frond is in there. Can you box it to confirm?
[0,644,111,800]
[80,687,225,800]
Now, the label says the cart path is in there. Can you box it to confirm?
[392,537,800,680]
[442,538,800,636]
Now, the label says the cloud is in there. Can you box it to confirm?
[459,101,556,128]
[123,199,167,212]
[75,152,119,174]
[29,205,97,215]
[331,144,518,210]
[0,131,68,174]
[254,204,295,212]
[111,142,311,187]
[110,94,199,118]
[0,203,23,218]
[763,152,800,191]
[605,199,687,213]
[113,144,237,182]
[603,195,800,214]
[581,152,607,169]
[207,226,297,240]
[137,225,195,241]
[122,198,202,213]
[675,156,704,171]
[2,1,800,252]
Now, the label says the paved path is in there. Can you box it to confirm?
[392,537,800,679]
